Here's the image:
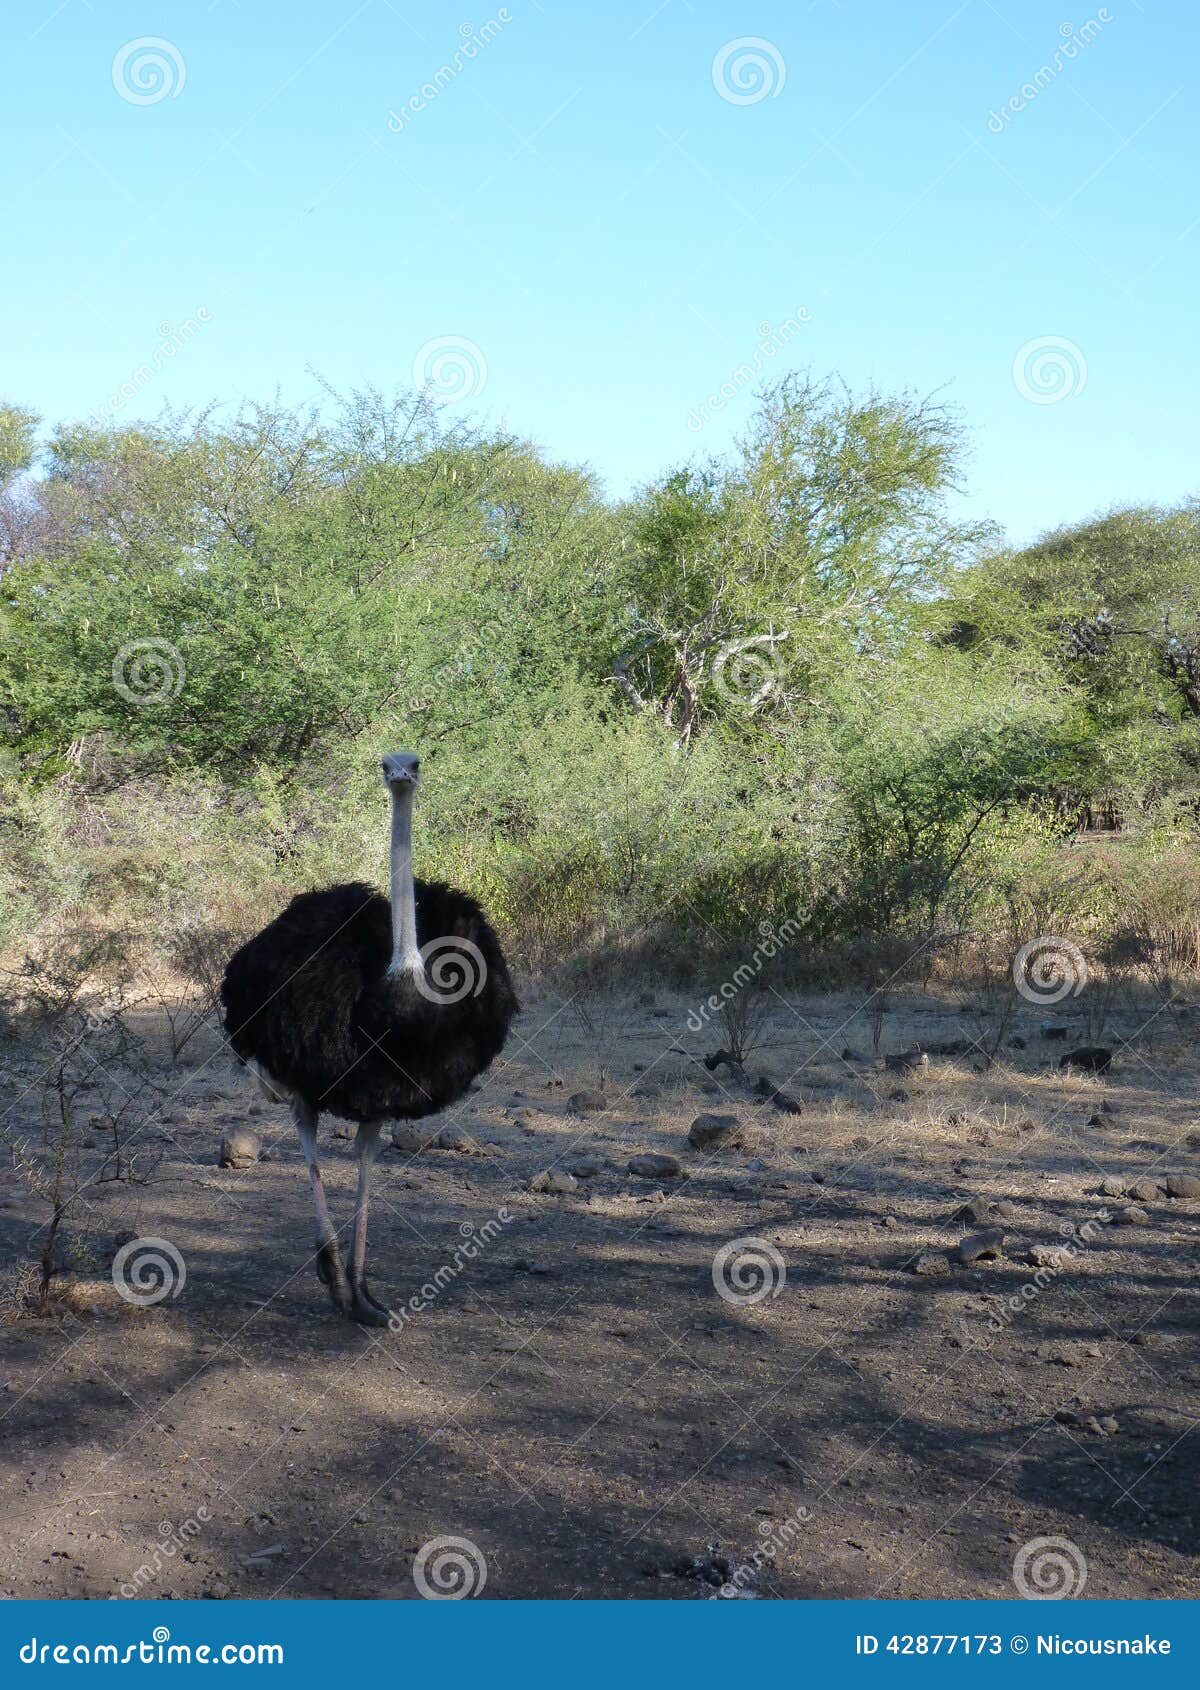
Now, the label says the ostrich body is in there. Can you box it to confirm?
[220,752,517,1325]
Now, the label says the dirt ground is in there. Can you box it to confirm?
[1,983,1198,1601]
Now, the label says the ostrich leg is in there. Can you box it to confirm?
[292,1098,350,1315]
[348,1121,391,1327]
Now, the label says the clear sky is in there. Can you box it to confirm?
[2,0,1195,544]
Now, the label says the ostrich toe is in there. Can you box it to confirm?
[315,1240,352,1313]
[349,1280,392,1327]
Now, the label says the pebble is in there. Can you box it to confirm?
[564,1154,606,1178]
[1113,1204,1151,1226]
[1100,1176,1126,1197]
[1027,1244,1064,1268]
[951,1198,994,1225]
[435,1126,482,1153]
[1059,1046,1112,1072]
[567,1090,606,1114]
[1165,1172,1200,1199]
[910,1252,951,1276]
[1126,1178,1165,1203]
[628,1153,682,1180]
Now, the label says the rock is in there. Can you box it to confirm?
[881,1215,899,1229]
[951,1198,994,1226]
[511,1258,553,1275]
[1041,1021,1068,1040]
[391,1124,436,1153]
[332,1121,355,1139]
[840,1048,866,1063]
[207,1579,228,1599]
[887,1089,909,1103]
[958,1228,1005,1265]
[1164,1172,1200,1199]
[1113,1204,1150,1226]
[911,1252,950,1276]
[1098,1414,1120,1435]
[1059,1046,1112,1072]
[687,1112,741,1151]
[1009,1034,1027,1049]
[529,1169,578,1195]
[435,1125,482,1153]
[1125,1178,1165,1203]
[628,1153,682,1180]
[218,1130,261,1169]
[568,1090,606,1114]
[1100,1176,1126,1197]
[564,1153,606,1178]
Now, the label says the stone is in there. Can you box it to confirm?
[391,1124,436,1153]
[1009,1035,1027,1049]
[1059,1046,1112,1072]
[1113,1204,1150,1226]
[958,1228,1005,1265]
[910,1252,950,1276]
[567,1090,606,1114]
[884,1050,928,1076]
[1125,1178,1165,1203]
[1164,1172,1200,1199]
[332,1121,355,1139]
[529,1169,578,1195]
[888,1089,909,1103]
[628,1153,682,1180]
[1040,1021,1068,1040]
[687,1112,741,1151]
[1100,1176,1125,1197]
[1027,1244,1065,1268]
[218,1130,261,1169]
[840,1048,866,1063]
[435,1126,481,1153]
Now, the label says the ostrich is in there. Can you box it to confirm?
[220,751,518,1326]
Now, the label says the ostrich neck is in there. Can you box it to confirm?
[387,789,424,977]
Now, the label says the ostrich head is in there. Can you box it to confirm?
[381,750,424,977]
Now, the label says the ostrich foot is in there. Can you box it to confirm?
[349,1278,392,1327]
[315,1240,351,1313]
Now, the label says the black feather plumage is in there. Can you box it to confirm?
[220,879,518,1123]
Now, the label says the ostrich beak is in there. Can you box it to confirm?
[381,751,421,791]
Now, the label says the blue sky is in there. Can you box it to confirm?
[2,0,1195,543]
